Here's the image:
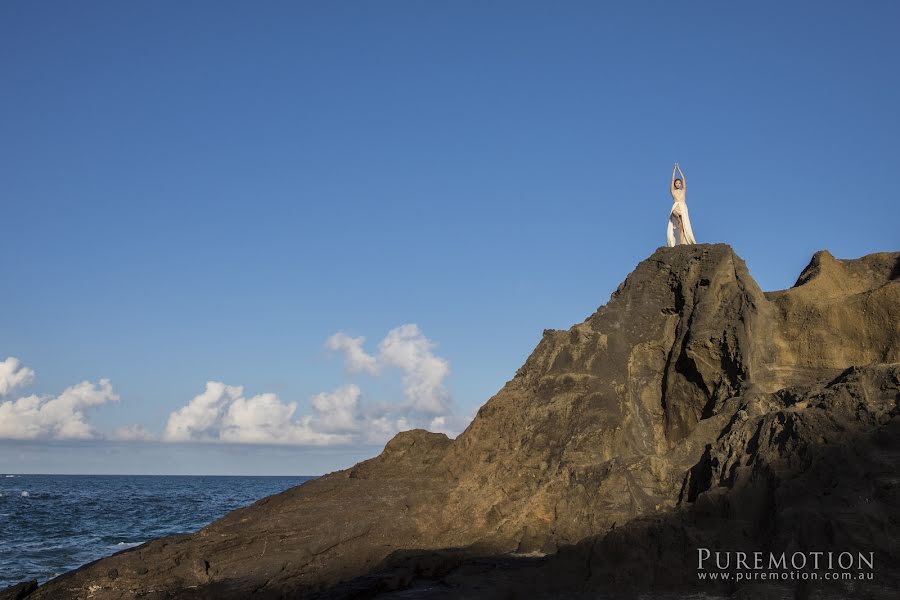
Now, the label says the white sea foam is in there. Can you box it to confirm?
[114,541,141,549]
[4,475,14,478]
[20,491,29,497]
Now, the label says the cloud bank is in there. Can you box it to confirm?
[0,324,472,446]
[162,381,352,446]
[160,324,467,446]
[0,369,119,440]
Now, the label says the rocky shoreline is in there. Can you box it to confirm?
[4,244,898,599]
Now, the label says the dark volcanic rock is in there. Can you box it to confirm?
[22,244,900,599]
[0,580,37,600]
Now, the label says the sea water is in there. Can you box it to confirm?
[0,474,314,589]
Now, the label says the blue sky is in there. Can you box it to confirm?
[1,1,898,475]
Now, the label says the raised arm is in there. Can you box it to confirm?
[670,163,678,194]
[676,163,686,190]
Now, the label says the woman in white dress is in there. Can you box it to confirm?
[667,162,697,246]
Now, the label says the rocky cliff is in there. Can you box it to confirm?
[7,244,899,600]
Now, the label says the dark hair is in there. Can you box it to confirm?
[674,178,683,186]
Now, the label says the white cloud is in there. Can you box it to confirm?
[163,382,353,446]
[0,379,119,440]
[327,324,451,415]
[377,324,450,414]
[156,324,462,447]
[310,384,361,433]
[158,375,469,448]
[220,392,349,445]
[325,333,379,375]
[319,324,468,444]
[111,424,157,442]
[0,357,35,397]
[162,381,242,442]
[0,326,469,447]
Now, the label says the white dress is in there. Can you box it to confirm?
[666,187,696,247]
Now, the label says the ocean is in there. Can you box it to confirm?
[0,473,315,589]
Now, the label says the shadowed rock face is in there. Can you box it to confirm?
[15,244,899,599]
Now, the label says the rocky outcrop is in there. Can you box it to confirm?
[14,244,899,599]
[766,249,900,386]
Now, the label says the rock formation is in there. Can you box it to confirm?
[9,244,899,599]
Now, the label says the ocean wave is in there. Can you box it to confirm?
[0,474,313,589]
[4,475,16,478]
[21,491,30,497]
